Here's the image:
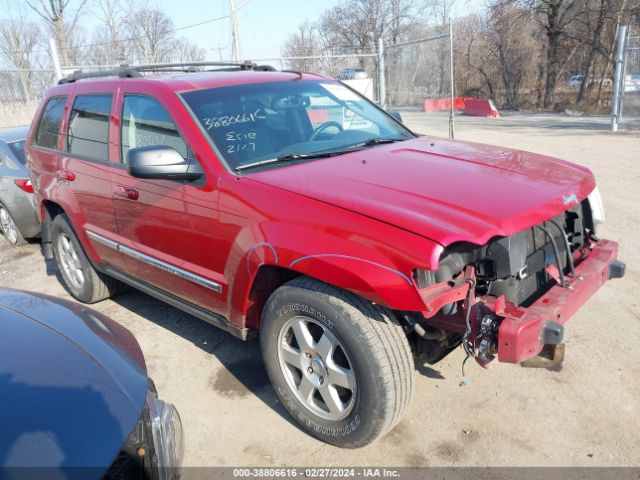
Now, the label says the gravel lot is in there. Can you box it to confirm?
[1,112,638,467]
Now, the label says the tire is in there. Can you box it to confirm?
[260,277,414,448]
[51,214,118,303]
[0,205,27,246]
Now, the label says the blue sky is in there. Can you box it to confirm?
[167,0,343,59]
[152,0,486,59]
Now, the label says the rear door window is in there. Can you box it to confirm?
[67,94,113,161]
[120,95,189,163]
[34,96,67,150]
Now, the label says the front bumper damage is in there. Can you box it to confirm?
[495,239,621,364]
[418,239,624,366]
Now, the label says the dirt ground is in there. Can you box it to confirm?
[1,112,638,467]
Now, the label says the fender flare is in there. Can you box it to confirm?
[228,222,437,327]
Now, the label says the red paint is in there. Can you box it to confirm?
[463,98,501,117]
[112,185,139,201]
[26,71,621,364]
[423,97,502,117]
[423,97,470,112]
[492,239,618,363]
[55,169,76,181]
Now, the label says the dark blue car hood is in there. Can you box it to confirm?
[0,289,148,474]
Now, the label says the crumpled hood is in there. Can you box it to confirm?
[247,136,595,246]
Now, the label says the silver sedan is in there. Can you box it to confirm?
[0,126,40,246]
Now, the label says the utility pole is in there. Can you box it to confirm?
[448,18,455,139]
[230,0,241,61]
[377,38,386,109]
[49,37,63,81]
[611,25,628,132]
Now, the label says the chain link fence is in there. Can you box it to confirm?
[253,53,379,102]
[62,54,381,103]
[0,69,55,129]
[0,43,455,132]
[384,31,452,111]
[612,26,640,131]
[620,28,640,129]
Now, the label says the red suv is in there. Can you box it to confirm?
[27,63,625,448]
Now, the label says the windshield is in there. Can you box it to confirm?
[8,140,26,164]
[180,80,413,170]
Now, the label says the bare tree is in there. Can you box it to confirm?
[533,0,580,107]
[457,13,499,100]
[319,0,421,51]
[283,0,640,110]
[123,6,175,64]
[172,37,206,63]
[90,0,127,64]
[424,0,457,27]
[282,22,324,58]
[488,5,539,107]
[0,3,42,101]
[25,0,88,65]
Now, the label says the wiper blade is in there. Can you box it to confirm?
[277,151,335,161]
[361,137,404,147]
[235,138,406,172]
[236,149,348,172]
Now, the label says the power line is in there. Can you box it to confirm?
[4,14,231,56]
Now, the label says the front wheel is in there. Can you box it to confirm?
[260,277,414,448]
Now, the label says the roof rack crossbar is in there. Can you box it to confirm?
[57,60,279,84]
[132,61,256,71]
[53,61,302,85]
[58,66,141,84]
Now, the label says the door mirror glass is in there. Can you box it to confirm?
[126,145,203,181]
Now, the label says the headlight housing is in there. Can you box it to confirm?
[147,390,184,480]
[587,186,605,225]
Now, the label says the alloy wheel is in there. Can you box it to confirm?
[0,208,18,245]
[277,315,357,421]
[56,233,85,289]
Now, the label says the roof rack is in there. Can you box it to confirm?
[57,61,262,84]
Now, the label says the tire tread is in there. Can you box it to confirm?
[279,276,414,444]
[52,214,118,303]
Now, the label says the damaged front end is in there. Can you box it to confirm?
[408,195,625,368]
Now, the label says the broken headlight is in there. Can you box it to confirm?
[587,186,605,225]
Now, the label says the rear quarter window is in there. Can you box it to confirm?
[67,94,113,160]
[34,96,67,150]
[8,140,26,164]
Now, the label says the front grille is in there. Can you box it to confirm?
[487,203,585,307]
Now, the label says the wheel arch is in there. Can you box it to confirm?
[238,254,426,331]
[227,220,435,331]
[40,200,68,258]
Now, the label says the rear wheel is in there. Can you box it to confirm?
[260,277,414,448]
[0,206,26,246]
[51,214,118,303]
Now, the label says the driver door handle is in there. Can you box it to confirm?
[113,185,139,201]
[56,169,76,181]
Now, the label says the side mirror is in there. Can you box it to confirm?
[388,110,403,123]
[126,145,203,181]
